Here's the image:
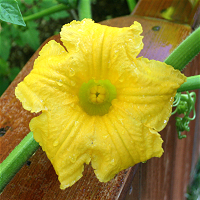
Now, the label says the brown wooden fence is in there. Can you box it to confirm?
[0,0,200,199]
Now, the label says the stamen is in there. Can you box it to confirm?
[90,85,106,104]
[78,79,117,116]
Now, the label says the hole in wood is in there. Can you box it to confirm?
[0,126,10,137]
[152,26,161,31]
[26,160,31,166]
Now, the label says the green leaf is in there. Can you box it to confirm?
[0,0,26,26]
[20,21,40,50]
[161,7,175,20]
[49,10,70,20]
[56,0,77,8]
[22,29,40,50]
[0,58,9,75]
[0,75,10,95]
[0,27,12,60]
[20,0,34,5]
[8,66,20,81]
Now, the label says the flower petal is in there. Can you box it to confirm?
[60,19,143,81]
[30,101,94,189]
[30,101,163,188]
[15,40,78,113]
[91,108,163,182]
[113,57,186,131]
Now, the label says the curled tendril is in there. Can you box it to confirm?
[172,91,196,139]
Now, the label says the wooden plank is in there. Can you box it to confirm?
[133,0,200,27]
[170,56,200,200]
[125,1,200,199]
[125,54,200,200]
[1,0,200,199]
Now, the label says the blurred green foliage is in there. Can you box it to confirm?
[186,158,200,200]
[0,0,70,95]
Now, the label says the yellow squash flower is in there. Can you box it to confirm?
[15,19,186,189]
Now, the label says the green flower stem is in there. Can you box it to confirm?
[0,132,39,192]
[178,75,200,92]
[126,0,137,12]
[23,4,70,22]
[78,0,92,20]
[164,26,200,71]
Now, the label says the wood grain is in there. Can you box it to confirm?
[1,0,200,199]
[133,0,200,27]
[125,54,200,200]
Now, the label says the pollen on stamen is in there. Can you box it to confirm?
[78,79,117,116]
[90,85,106,104]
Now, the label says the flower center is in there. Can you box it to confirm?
[90,85,106,104]
[78,79,117,116]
